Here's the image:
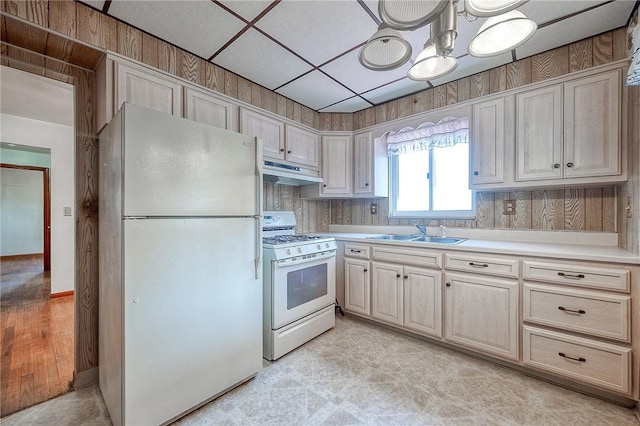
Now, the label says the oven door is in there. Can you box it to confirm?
[272,250,336,329]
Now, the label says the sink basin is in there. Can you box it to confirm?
[411,236,466,244]
[366,235,466,244]
[367,234,417,241]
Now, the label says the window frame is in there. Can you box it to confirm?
[388,143,476,219]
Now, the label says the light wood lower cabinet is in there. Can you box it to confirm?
[523,326,631,395]
[444,272,518,361]
[344,258,370,317]
[371,262,403,326]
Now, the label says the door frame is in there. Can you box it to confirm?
[0,163,51,270]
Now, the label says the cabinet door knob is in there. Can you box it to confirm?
[363,268,368,272]
[365,183,369,186]
[473,171,479,176]
[445,282,451,287]
[553,163,560,168]
[396,273,401,278]
[287,150,292,154]
[403,275,408,279]
[280,148,285,152]
[323,184,327,187]
[566,162,574,168]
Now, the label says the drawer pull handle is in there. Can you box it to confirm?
[558,352,586,363]
[558,306,586,315]
[350,249,362,253]
[557,272,585,279]
[469,262,489,268]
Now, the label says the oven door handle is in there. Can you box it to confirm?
[275,250,336,267]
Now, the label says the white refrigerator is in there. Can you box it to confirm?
[98,103,263,426]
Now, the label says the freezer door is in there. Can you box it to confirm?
[122,217,262,425]
[121,104,259,217]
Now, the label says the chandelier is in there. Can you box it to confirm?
[359,0,537,80]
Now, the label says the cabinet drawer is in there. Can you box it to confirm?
[522,261,630,292]
[523,326,631,395]
[372,246,441,269]
[344,244,370,259]
[523,283,630,342]
[444,253,518,278]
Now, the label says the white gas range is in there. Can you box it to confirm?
[262,211,337,361]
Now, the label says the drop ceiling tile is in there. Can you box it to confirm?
[218,0,272,22]
[214,28,313,90]
[78,0,105,11]
[108,0,245,59]
[318,96,373,113]
[321,49,411,95]
[516,0,635,59]
[276,71,355,111]
[430,52,512,86]
[361,78,430,105]
[519,0,611,25]
[256,1,378,65]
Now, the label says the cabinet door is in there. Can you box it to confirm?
[516,85,563,181]
[240,108,284,160]
[353,131,373,195]
[321,135,352,196]
[344,258,370,316]
[285,124,320,169]
[471,97,505,184]
[184,87,236,130]
[371,262,403,326]
[564,70,621,178]
[444,273,518,360]
[403,266,442,338]
[116,62,182,117]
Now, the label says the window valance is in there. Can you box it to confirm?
[386,117,469,156]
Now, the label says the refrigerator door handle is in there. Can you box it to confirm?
[255,136,263,280]
[254,216,262,279]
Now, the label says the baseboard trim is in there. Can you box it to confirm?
[50,290,74,299]
[74,367,98,389]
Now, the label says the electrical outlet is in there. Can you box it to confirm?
[370,203,378,215]
[63,206,72,216]
[503,199,516,215]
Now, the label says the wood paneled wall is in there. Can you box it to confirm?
[619,84,640,254]
[330,188,617,232]
[264,183,330,233]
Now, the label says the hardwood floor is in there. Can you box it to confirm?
[0,255,74,417]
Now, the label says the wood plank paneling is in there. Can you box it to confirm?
[457,76,471,102]
[2,0,48,26]
[612,28,627,62]
[156,39,177,75]
[223,70,238,98]
[179,51,199,84]
[532,46,569,82]
[141,32,158,69]
[398,97,412,118]
[569,38,593,72]
[237,76,252,104]
[531,190,564,230]
[262,88,277,113]
[433,85,447,109]
[476,192,495,229]
[564,188,586,231]
[116,21,142,62]
[250,82,262,108]
[506,57,532,89]
[48,0,76,37]
[470,71,490,99]
[203,62,224,93]
[593,31,613,66]
[585,187,604,231]
[490,66,507,94]
[412,89,434,114]
[276,94,287,117]
[511,191,531,229]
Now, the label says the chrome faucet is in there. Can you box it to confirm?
[414,222,427,235]
[439,225,447,238]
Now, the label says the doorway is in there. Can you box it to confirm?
[0,66,76,417]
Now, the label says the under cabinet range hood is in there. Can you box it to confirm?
[263,161,323,186]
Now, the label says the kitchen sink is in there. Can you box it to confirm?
[410,236,466,244]
[367,234,418,241]
[367,235,466,244]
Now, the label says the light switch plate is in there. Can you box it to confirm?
[63,206,72,216]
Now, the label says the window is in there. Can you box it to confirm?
[388,117,474,218]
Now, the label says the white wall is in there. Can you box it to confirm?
[1,168,45,255]
[1,67,75,294]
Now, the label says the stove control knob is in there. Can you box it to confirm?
[325,243,330,248]
[297,247,302,253]
[286,249,291,255]
[317,244,321,250]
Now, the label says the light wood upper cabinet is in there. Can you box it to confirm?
[320,134,352,196]
[184,87,236,130]
[516,85,563,181]
[471,97,507,185]
[285,124,320,169]
[515,68,622,183]
[353,131,389,198]
[444,272,518,361]
[115,62,182,118]
[239,108,284,160]
[564,70,621,178]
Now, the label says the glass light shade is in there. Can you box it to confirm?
[408,40,458,81]
[359,25,412,71]
[465,0,529,17]
[467,10,537,57]
[379,0,448,30]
